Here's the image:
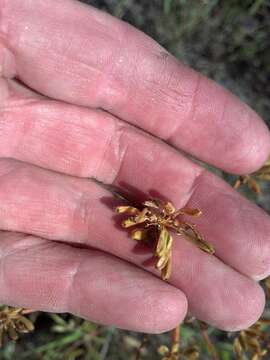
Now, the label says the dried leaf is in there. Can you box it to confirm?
[264,157,270,167]
[7,325,18,341]
[158,345,170,356]
[171,343,179,354]
[233,338,244,358]
[156,253,170,271]
[182,347,200,360]
[251,354,259,360]
[131,228,148,241]
[162,257,172,281]
[122,218,138,228]
[239,331,248,351]
[16,316,35,332]
[254,163,270,177]
[116,199,214,282]
[181,223,215,254]
[257,174,270,181]
[115,206,140,215]
[174,208,202,218]
[156,255,168,270]
[245,328,264,338]
[247,337,261,352]
[164,202,176,215]
[247,178,261,194]
[234,178,242,190]
[143,200,160,209]
[156,227,173,257]
[257,319,270,326]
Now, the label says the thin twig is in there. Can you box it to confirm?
[134,335,148,360]
[172,325,180,352]
[100,327,115,360]
[21,309,37,315]
[172,326,180,344]
[198,322,219,360]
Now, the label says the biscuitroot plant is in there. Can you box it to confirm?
[116,199,214,281]
[116,198,215,359]
[0,306,35,346]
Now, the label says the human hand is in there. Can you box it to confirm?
[0,0,269,333]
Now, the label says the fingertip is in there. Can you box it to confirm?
[222,103,270,175]
[218,281,265,332]
[145,288,188,334]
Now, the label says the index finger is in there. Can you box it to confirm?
[1,0,269,173]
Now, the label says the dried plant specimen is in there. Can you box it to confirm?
[158,343,180,360]
[233,319,270,360]
[234,157,270,194]
[158,326,180,360]
[116,199,214,281]
[255,157,270,181]
[0,307,35,346]
[234,175,262,194]
[158,325,199,360]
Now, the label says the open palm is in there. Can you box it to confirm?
[0,0,269,333]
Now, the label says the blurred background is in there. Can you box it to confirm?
[0,1,269,359]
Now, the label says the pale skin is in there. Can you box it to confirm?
[0,0,269,334]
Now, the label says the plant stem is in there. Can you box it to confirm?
[172,325,180,348]
[134,335,148,360]
[199,322,219,360]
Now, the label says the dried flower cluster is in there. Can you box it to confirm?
[158,326,199,360]
[233,319,270,360]
[232,158,270,358]
[158,326,181,360]
[116,199,214,280]
[158,345,199,360]
[0,307,34,346]
[158,344,179,360]
[234,157,270,194]
[231,277,270,360]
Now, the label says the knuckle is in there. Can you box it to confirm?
[96,122,130,184]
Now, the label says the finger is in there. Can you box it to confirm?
[185,172,270,281]
[1,0,269,173]
[0,159,265,330]
[0,231,187,333]
[0,78,201,203]
[1,84,270,281]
